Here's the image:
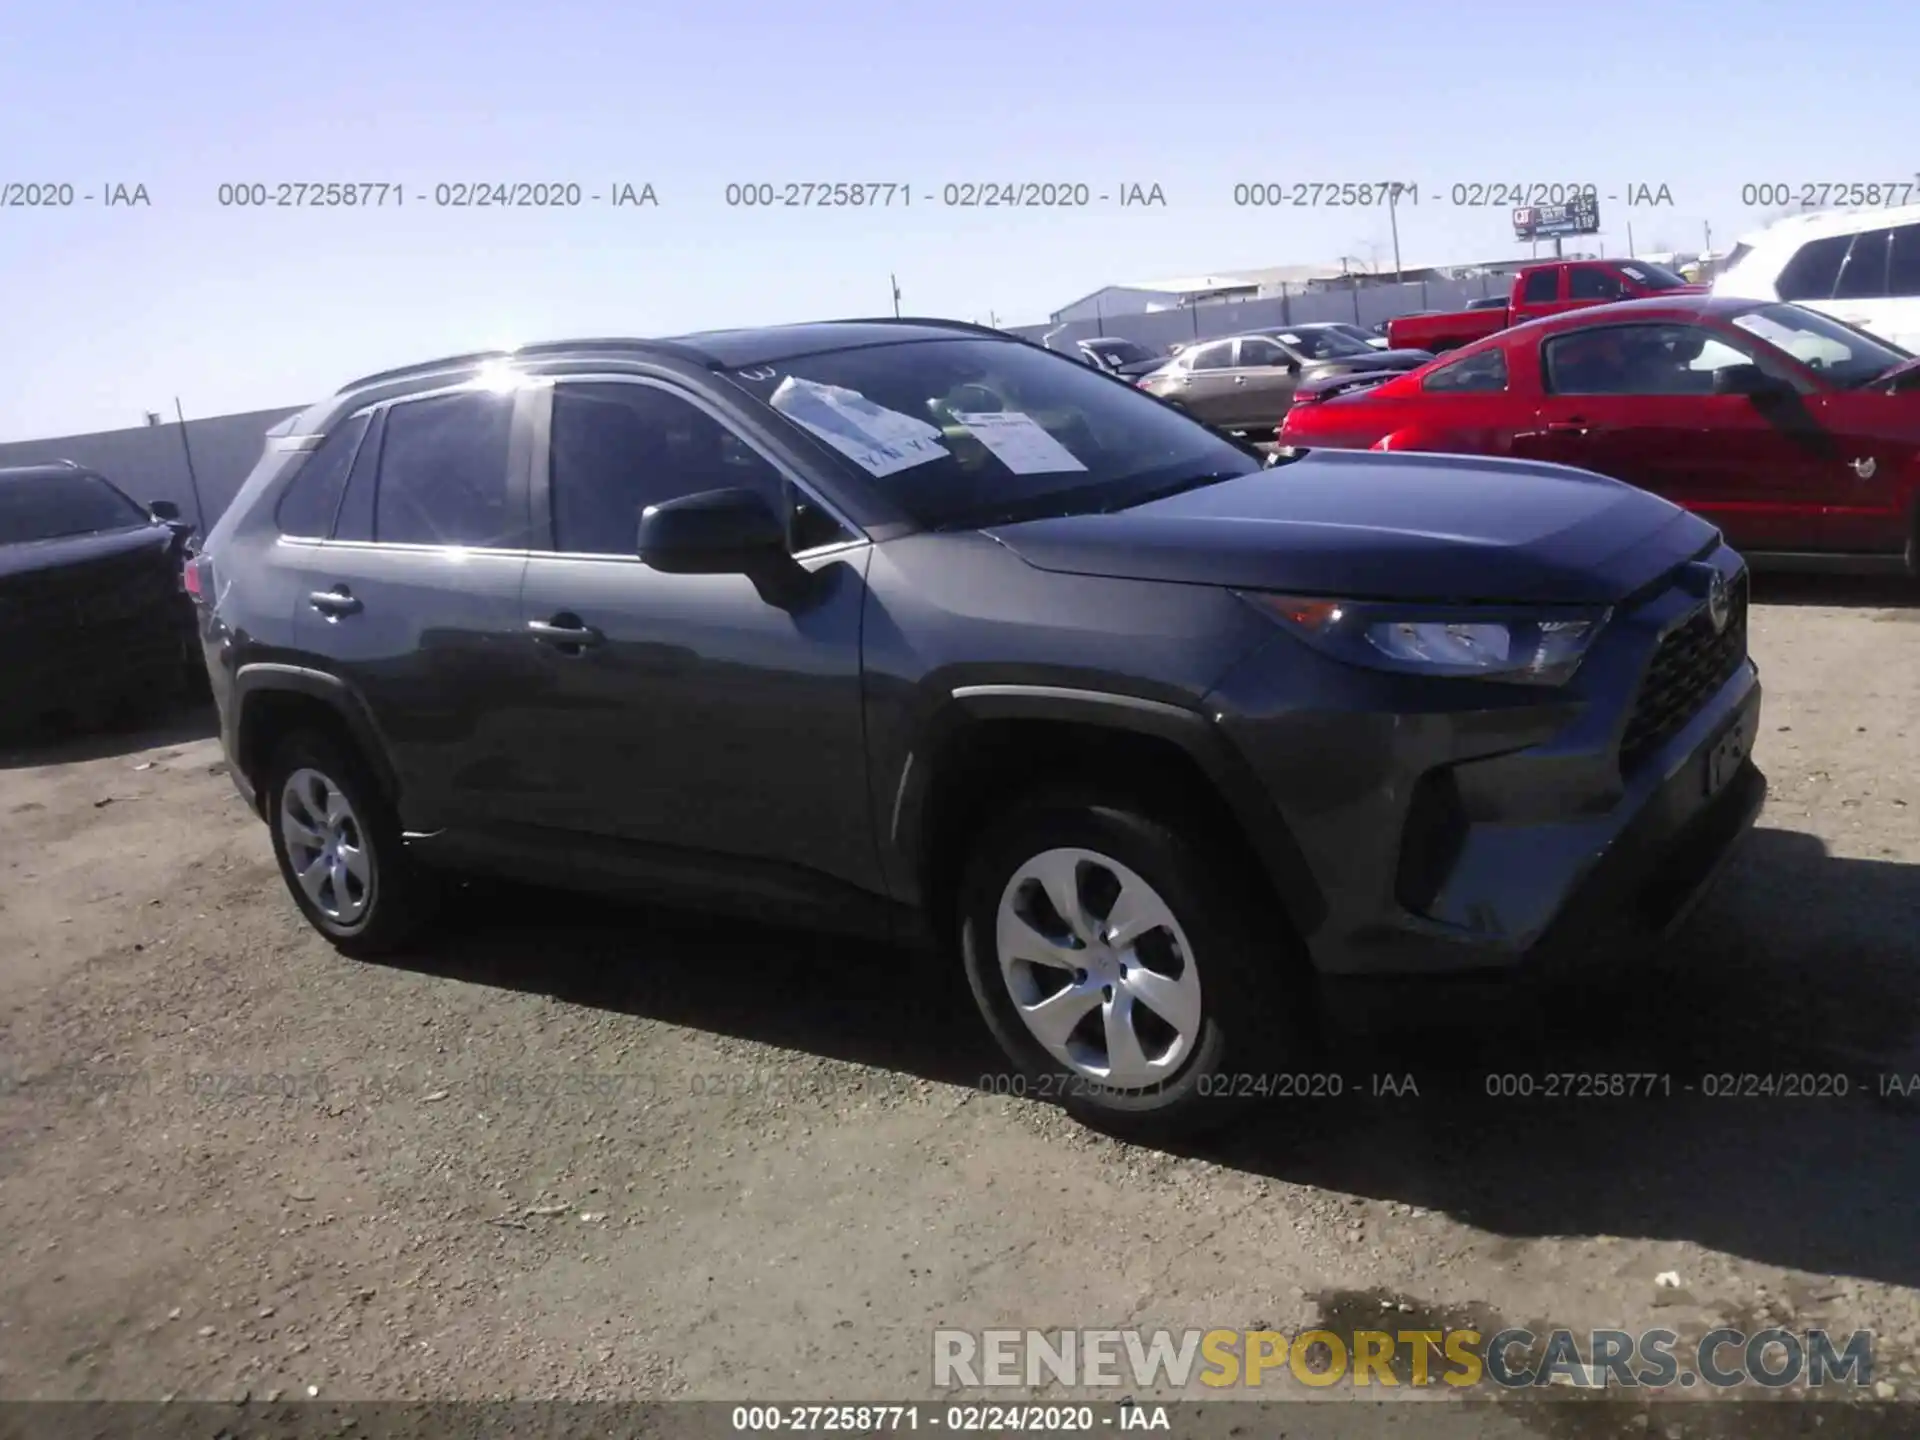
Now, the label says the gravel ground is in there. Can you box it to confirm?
[2,574,1917,1425]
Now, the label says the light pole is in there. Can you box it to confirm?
[1386,182,1406,279]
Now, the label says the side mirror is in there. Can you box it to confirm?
[638,487,789,575]
[1713,364,1790,399]
[149,499,181,521]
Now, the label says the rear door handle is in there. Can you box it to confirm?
[528,617,603,649]
[309,587,361,616]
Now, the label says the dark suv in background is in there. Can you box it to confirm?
[191,319,1765,1139]
[1,461,201,736]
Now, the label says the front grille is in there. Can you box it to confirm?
[0,549,176,630]
[1619,570,1748,774]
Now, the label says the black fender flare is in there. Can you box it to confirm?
[232,663,401,806]
[885,682,1327,935]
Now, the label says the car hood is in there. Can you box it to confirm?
[0,522,176,581]
[984,449,1719,605]
[1306,348,1431,372]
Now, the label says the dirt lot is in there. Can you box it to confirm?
[2,575,1917,1419]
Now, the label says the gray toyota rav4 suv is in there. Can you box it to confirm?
[190,319,1765,1139]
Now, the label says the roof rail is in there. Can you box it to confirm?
[338,349,516,393]
[829,315,1014,338]
[336,336,713,394]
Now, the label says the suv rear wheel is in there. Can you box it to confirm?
[958,792,1315,1141]
[264,730,438,956]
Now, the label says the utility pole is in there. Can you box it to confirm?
[890,273,901,317]
[173,398,208,534]
[1627,222,1636,258]
[1387,182,1405,279]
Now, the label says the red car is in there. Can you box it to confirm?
[1279,296,1920,570]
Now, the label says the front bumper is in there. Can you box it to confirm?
[1208,555,1764,988]
[1,599,201,729]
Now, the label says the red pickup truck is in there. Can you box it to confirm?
[1386,259,1704,353]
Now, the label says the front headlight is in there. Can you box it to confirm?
[1237,592,1610,686]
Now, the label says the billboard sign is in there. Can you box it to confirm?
[1513,195,1600,240]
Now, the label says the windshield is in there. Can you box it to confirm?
[1731,303,1910,386]
[1617,261,1690,290]
[1277,329,1373,360]
[1090,340,1155,365]
[0,471,149,545]
[730,337,1261,529]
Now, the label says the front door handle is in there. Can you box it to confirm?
[309,587,361,617]
[528,617,603,650]
[1233,376,1248,385]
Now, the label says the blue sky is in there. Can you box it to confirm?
[2,0,1915,439]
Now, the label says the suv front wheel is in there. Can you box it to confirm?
[959,793,1314,1141]
[264,730,438,957]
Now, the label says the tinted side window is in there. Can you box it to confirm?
[1187,342,1234,371]
[1422,349,1508,392]
[1833,229,1893,300]
[1887,224,1920,297]
[373,392,518,547]
[1569,267,1626,301]
[273,413,369,537]
[1520,270,1560,304]
[1237,337,1288,367]
[1775,234,1852,301]
[550,383,794,556]
[1541,325,1740,395]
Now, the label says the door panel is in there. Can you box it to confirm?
[1513,322,1857,551]
[1801,394,1920,553]
[286,384,535,831]
[288,543,532,830]
[1174,341,1240,422]
[1513,394,1816,550]
[505,374,882,894]
[1222,338,1301,429]
[514,549,877,889]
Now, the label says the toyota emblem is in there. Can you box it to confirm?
[1707,570,1731,633]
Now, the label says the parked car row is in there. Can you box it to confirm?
[1281,295,1920,572]
[186,316,1766,1141]
[1133,326,1433,432]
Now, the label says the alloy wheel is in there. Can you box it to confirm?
[994,847,1202,1090]
[279,767,374,926]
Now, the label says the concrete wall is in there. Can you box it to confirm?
[0,406,306,532]
[1012,274,1514,353]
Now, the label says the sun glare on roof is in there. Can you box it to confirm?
[472,359,525,393]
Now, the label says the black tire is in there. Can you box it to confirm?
[958,791,1319,1142]
[264,729,438,957]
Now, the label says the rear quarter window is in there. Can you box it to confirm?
[273,413,370,537]
[1775,234,1852,302]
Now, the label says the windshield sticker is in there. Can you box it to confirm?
[953,411,1090,475]
[1279,333,1302,344]
[1621,266,1646,280]
[770,376,948,478]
